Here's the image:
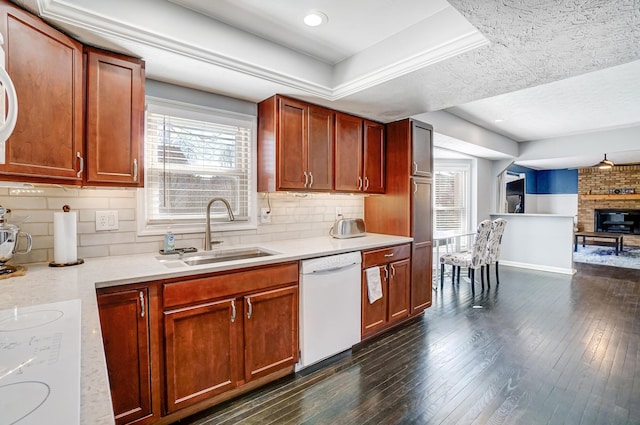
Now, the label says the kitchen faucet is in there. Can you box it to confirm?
[204,197,235,250]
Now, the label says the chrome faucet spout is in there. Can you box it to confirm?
[204,198,235,250]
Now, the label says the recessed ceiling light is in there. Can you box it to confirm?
[494,118,504,123]
[304,11,328,27]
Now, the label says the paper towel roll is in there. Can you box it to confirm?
[54,211,77,264]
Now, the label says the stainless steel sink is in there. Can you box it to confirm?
[157,247,277,266]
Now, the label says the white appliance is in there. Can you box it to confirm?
[298,251,362,370]
[0,33,18,164]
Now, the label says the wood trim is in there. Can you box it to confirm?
[580,194,640,200]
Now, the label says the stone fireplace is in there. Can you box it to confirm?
[578,165,640,247]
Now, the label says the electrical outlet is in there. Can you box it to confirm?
[260,207,271,223]
[335,207,342,220]
[96,210,119,231]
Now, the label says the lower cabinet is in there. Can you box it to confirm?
[164,298,238,413]
[97,285,158,425]
[361,244,411,339]
[97,262,299,425]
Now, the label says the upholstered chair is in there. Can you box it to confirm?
[439,219,492,289]
[484,218,507,285]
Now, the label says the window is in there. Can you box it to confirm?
[140,97,256,234]
[434,162,470,233]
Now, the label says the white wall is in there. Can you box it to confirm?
[474,157,495,222]
[526,194,578,216]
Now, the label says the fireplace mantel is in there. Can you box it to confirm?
[581,194,640,201]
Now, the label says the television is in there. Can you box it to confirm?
[506,178,525,213]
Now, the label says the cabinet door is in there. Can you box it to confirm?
[411,121,433,177]
[164,299,238,413]
[388,258,411,322]
[244,285,299,382]
[86,49,144,186]
[411,178,433,313]
[361,266,387,336]
[363,120,385,193]
[334,113,363,192]
[307,105,334,190]
[0,3,83,182]
[97,289,153,425]
[277,98,307,190]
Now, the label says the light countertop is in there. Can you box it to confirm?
[0,233,412,424]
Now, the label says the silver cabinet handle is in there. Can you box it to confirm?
[230,300,236,323]
[364,176,370,191]
[390,264,396,278]
[76,152,84,178]
[139,291,145,318]
[384,252,394,257]
[303,171,308,188]
[414,181,418,194]
[384,265,389,281]
[133,158,138,182]
[247,297,253,319]
[413,161,418,175]
[358,176,363,191]
[309,172,314,187]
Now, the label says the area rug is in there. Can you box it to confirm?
[573,245,640,270]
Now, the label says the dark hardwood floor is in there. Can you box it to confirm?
[174,263,640,425]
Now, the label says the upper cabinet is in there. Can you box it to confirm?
[411,120,433,177]
[335,114,385,193]
[258,95,333,192]
[85,48,145,187]
[258,95,384,194]
[0,1,84,183]
[0,1,145,187]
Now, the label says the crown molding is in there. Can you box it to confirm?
[34,0,487,101]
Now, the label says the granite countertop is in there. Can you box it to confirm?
[0,233,412,425]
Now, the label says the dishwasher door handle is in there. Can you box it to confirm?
[307,263,359,275]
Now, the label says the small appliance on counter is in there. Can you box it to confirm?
[0,205,31,277]
[330,216,366,239]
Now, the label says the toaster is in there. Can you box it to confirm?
[330,217,366,239]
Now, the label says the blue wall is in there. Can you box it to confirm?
[507,165,578,195]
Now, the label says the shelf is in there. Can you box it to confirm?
[580,194,640,200]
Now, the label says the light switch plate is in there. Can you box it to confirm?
[96,210,119,231]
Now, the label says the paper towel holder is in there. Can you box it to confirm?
[49,205,84,267]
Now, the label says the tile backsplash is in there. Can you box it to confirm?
[0,186,364,264]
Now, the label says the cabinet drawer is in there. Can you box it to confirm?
[362,244,411,268]
[164,262,298,309]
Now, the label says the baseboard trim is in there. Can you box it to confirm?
[500,260,576,275]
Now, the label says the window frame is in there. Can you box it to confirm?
[137,96,257,237]
[433,160,472,235]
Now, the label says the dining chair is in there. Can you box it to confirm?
[484,218,507,286]
[439,219,492,289]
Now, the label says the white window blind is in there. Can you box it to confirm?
[144,99,254,226]
[434,165,470,233]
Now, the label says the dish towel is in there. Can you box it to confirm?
[365,266,383,304]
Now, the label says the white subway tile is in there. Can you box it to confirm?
[48,197,109,210]
[78,245,110,259]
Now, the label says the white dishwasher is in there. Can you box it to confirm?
[297,251,362,370]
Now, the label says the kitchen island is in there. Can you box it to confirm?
[0,233,412,424]
[490,213,575,274]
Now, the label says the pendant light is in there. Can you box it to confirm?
[595,153,614,169]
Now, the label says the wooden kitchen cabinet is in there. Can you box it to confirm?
[243,285,299,382]
[411,120,433,177]
[97,285,160,425]
[85,48,145,186]
[161,262,299,415]
[258,95,333,191]
[335,113,385,193]
[361,244,411,339]
[0,0,84,183]
[164,298,239,413]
